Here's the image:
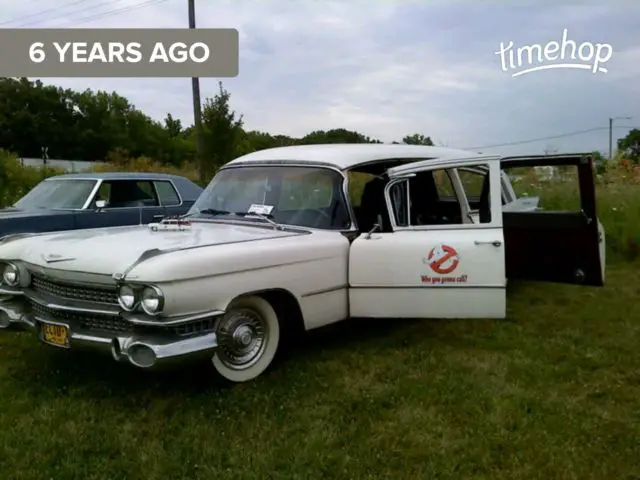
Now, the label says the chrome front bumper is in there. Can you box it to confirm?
[0,294,220,369]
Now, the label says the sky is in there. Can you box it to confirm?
[1,0,639,156]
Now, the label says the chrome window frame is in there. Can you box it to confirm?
[83,178,184,211]
[384,160,504,232]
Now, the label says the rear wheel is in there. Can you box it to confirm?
[212,295,281,382]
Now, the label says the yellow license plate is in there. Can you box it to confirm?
[41,322,69,348]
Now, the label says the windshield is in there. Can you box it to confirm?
[14,179,97,210]
[189,166,352,230]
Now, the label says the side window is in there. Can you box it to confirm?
[501,165,580,211]
[136,181,156,201]
[348,172,375,207]
[388,181,409,227]
[457,168,486,199]
[389,164,493,227]
[154,181,181,206]
[433,169,456,198]
[102,180,159,208]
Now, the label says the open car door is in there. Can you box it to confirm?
[348,154,508,319]
[500,154,605,286]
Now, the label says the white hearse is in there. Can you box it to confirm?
[0,145,605,382]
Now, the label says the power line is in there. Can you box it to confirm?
[15,0,125,27]
[61,0,171,27]
[0,0,92,27]
[464,126,637,150]
[3,0,169,28]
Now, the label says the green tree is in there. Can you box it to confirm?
[200,81,244,181]
[402,133,434,145]
[617,129,640,163]
[0,77,192,164]
[301,128,381,144]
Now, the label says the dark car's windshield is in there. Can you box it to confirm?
[189,166,351,230]
[13,179,97,210]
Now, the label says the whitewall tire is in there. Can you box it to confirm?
[212,295,281,383]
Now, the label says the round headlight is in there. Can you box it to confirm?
[117,285,137,311]
[140,286,164,315]
[1,263,19,287]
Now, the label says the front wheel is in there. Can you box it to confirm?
[212,295,281,382]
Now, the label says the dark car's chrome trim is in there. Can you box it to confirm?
[81,178,188,210]
[80,179,103,210]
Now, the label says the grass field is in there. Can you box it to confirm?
[1,262,639,480]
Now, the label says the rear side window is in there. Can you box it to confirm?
[457,168,486,198]
[98,180,159,207]
[154,181,181,206]
[502,165,580,211]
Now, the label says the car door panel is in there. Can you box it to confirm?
[349,156,507,319]
[500,154,604,286]
[349,227,506,318]
[73,208,142,229]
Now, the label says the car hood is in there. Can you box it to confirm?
[17,221,303,275]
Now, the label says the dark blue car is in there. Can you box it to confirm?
[0,172,203,237]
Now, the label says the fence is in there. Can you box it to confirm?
[17,157,106,172]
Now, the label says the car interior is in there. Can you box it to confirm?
[92,180,160,209]
[348,155,602,286]
[351,163,493,233]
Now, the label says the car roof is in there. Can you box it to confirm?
[225,144,487,171]
[45,172,192,181]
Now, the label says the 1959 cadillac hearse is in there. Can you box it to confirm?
[0,145,605,382]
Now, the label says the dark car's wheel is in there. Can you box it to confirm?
[212,295,281,382]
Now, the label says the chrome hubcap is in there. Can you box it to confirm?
[216,308,267,370]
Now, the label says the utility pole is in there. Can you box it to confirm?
[609,116,632,160]
[188,0,205,184]
[608,117,613,161]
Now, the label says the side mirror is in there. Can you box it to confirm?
[364,223,381,239]
[95,200,107,210]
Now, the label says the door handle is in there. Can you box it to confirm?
[475,240,502,247]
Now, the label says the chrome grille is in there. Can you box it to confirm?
[170,318,217,336]
[31,274,117,305]
[30,301,133,333]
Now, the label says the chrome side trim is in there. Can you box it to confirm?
[301,284,348,297]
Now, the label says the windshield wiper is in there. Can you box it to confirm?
[180,208,232,219]
[180,209,282,230]
[233,211,282,230]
